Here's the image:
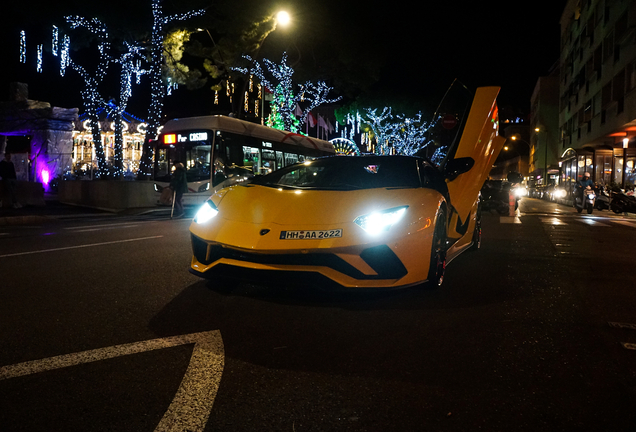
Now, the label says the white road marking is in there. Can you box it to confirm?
[70,224,141,233]
[65,222,142,230]
[500,216,521,224]
[155,333,225,432]
[0,330,225,432]
[0,236,163,258]
[622,343,636,350]
[577,218,610,227]
[540,217,568,225]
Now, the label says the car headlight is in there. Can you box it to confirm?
[554,189,566,198]
[514,187,527,197]
[194,200,219,224]
[354,206,408,235]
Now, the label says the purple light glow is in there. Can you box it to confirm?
[40,169,50,187]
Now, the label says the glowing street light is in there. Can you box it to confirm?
[275,11,291,27]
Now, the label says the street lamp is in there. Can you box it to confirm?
[275,11,291,27]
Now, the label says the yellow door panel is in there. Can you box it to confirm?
[446,87,506,239]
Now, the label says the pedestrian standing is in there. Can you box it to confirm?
[170,161,188,218]
[0,152,21,209]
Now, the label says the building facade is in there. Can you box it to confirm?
[559,0,636,194]
[530,72,560,185]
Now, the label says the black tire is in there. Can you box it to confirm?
[586,203,593,214]
[426,208,447,288]
[577,207,583,213]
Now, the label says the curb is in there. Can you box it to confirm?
[0,215,54,226]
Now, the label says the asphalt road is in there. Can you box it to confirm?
[0,198,635,431]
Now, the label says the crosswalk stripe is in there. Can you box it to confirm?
[499,216,636,227]
[578,218,610,227]
[540,217,568,225]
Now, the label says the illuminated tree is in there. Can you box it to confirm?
[234,52,341,132]
[108,43,147,177]
[362,107,393,155]
[61,15,112,178]
[137,0,205,179]
[362,108,435,156]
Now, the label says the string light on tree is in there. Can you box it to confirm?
[52,26,59,56]
[19,31,26,63]
[137,0,205,179]
[361,108,434,156]
[36,44,43,73]
[233,52,341,133]
[60,15,114,177]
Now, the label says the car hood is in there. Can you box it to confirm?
[213,184,423,225]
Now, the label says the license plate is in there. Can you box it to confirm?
[279,229,343,240]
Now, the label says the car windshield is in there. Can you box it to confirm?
[250,156,421,190]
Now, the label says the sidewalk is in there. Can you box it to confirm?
[0,193,188,225]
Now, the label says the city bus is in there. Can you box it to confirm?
[154,115,336,204]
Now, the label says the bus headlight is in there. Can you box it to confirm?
[198,182,210,193]
[194,200,219,224]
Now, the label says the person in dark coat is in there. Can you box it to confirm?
[170,161,188,217]
[0,152,21,209]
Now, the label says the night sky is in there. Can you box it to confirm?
[0,0,567,120]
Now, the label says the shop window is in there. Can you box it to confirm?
[626,157,636,187]
[615,156,624,184]
[577,155,586,181]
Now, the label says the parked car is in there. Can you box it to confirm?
[188,87,506,290]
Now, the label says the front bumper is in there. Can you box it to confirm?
[190,234,419,289]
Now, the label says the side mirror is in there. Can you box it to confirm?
[507,171,523,184]
[444,157,475,180]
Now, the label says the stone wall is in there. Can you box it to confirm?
[58,180,158,211]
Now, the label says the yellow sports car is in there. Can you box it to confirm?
[189,87,506,289]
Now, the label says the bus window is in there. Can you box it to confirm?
[213,158,227,187]
[243,146,261,173]
[262,149,276,175]
[276,151,284,169]
[185,144,211,174]
[285,153,299,166]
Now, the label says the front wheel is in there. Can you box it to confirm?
[586,203,594,214]
[426,208,447,288]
